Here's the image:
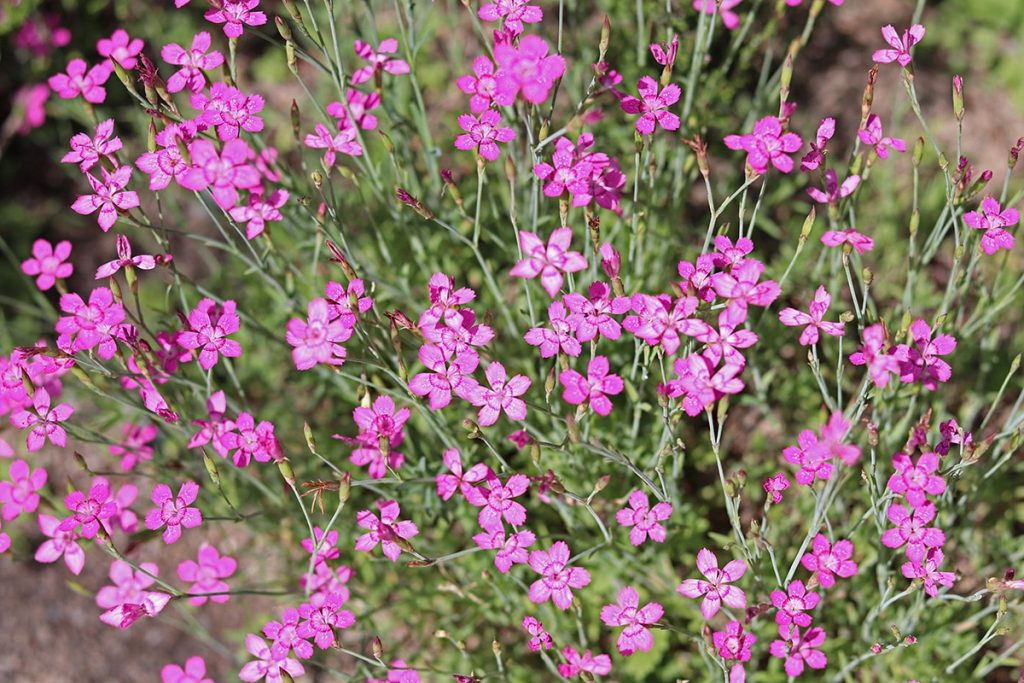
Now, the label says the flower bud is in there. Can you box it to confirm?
[277,458,297,488]
[286,41,298,74]
[275,16,293,41]
[202,451,221,487]
[1009,137,1024,169]
[599,16,611,59]
[338,472,351,506]
[912,137,924,167]
[952,75,964,121]
[372,636,384,659]
[860,65,878,128]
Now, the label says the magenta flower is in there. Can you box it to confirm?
[304,123,363,167]
[770,625,828,677]
[821,228,875,254]
[11,388,74,452]
[351,38,411,84]
[474,528,536,573]
[564,282,631,343]
[784,429,832,486]
[677,548,747,620]
[479,0,543,33]
[205,0,268,38]
[59,478,115,538]
[902,548,956,597]
[467,362,531,426]
[887,451,946,508]
[527,540,591,609]
[301,563,352,603]
[524,301,581,358]
[35,513,85,575]
[178,298,242,370]
[872,24,925,67]
[21,239,73,291]
[263,609,313,660]
[964,196,1018,255]
[12,84,49,135]
[326,89,381,130]
[408,344,480,410]
[71,166,140,231]
[600,586,664,656]
[181,138,261,209]
[191,82,265,141]
[693,0,742,30]
[809,411,860,467]
[454,110,516,161]
[712,260,781,314]
[162,32,224,93]
[161,656,214,683]
[355,499,419,561]
[493,35,566,105]
[532,135,601,206]
[801,117,835,171]
[135,124,192,191]
[188,390,236,458]
[301,527,341,566]
[800,534,858,587]
[692,305,759,366]
[62,119,122,172]
[96,559,158,612]
[419,272,476,330]
[882,502,946,562]
[109,422,158,471]
[177,542,237,605]
[620,76,681,135]
[97,29,144,69]
[465,472,530,531]
[510,227,588,298]
[0,459,47,520]
[849,323,899,388]
[48,58,111,103]
[239,633,305,682]
[353,395,410,445]
[668,353,745,417]
[770,580,820,627]
[436,448,490,501]
[144,480,203,544]
[521,616,553,651]
[713,621,756,663]
[95,234,166,279]
[858,114,907,159]
[297,592,355,649]
[229,188,289,239]
[892,319,956,391]
[220,412,278,467]
[559,647,612,677]
[457,56,500,112]
[763,472,790,504]
[615,490,672,546]
[650,35,680,67]
[724,116,803,174]
[100,590,172,629]
[560,356,624,417]
[807,170,860,204]
[286,297,352,370]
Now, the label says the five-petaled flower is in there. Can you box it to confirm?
[770,625,828,677]
[493,35,566,105]
[615,490,672,546]
[161,32,224,93]
[177,542,237,605]
[620,76,681,135]
[59,478,115,538]
[21,239,73,291]
[800,534,858,588]
[408,344,480,410]
[467,362,531,426]
[465,472,531,531]
[297,592,355,649]
[304,123,363,168]
[62,119,122,172]
[204,0,268,38]
[881,501,946,562]
[0,459,47,520]
[178,298,243,370]
[11,388,74,452]
[454,110,516,161]
[240,633,305,682]
[964,196,1018,255]
[145,480,203,544]
[560,355,625,416]
[858,114,907,159]
[677,547,748,620]
[351,39,411,84]
[355,499,419,561]
[873,24,925,67]
[286,297,352,370]
[510,227,588,298]
[600,586,664,655]
[724,116,803,174]
[527,540,591,609]
[161,656,215,683]
[770,580,820,627]
[35,513,86,575]
[887,451,946,508]
[71,166,140,231]
[49,58,111,103]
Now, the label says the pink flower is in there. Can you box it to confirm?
[351,39,410,84]
[881,502,946,562]
[713,620,756,662]
[558,647,612,677]
[456,56,500,112]
[59,478,115,538]
[100,590,172,629]
[849,323,899,388]
[264,609,313,660]
[62,119,122,172]
[478,0,543,33]
[712,259,780,314]
[180,138,261,209]
[48,58,111,103]
[325,278,373,325]
[436,448,490,501]
[808,411,860,467]
[800,534,858,587]
[191,82,265,141]
[600,586,664,655]
[97,29,144,69]
[454,110,516,161]
[784,429,832,486]
[419,272,476,330]
[96,559,158,611]
[615,490,672,546]
[239,633,305,682]
[676,547,747,620]
[964,196,1018,255]
[35,513,85,575]
[901,548,955,597]
[474,528,536,573]
[161,656,214,683]
[109,422,158,471]
[326,89,381,130]
[0,459,47,520]
[465,472,530,530]
[300,562,352,603]
[620,76,681,135]
[106,481,140,533]
[763,472,790,504]
[821,228,874,254]
[21,239,73,291]
[626,293,701,355]
[873,24,925,67]
[560,355,624,417]
[692,305,759,366]
[12,84,50,135]
[524,301,581,358]
[408,344,480,410]
[219,412,278,467]
[770,580,820,627]
[724,116,803,174]
[532,134,604,207]
[806,170,860,204]
[650,35,680,67]
[297,592,355,649]
[801,117,835,171]
[95,234,166,279]
[510,227,587,298]
[892,319,956,391]
[71,166,140,231]
[858,114,907,159]
[355,499,419,561]
[887,452,946,507]
[178,542,237,605]
[527,540,591,609]
[769,625,828,677]
[563,282,631,343]
[229,188,289,239]
[144,481,203,544]
[11,388,74,452]
[286,297,352,370]
[467,362,531,426]
[301,527,341,566]
[304,123,363,167]
[693,0,742,30]
[136,124,193,191]
[162,32,225,93]
[205,0,268,38]
[178,298,243,370]
[667,353,745,416]
[521,615,553,651]
[493,35,566,105]
[188,391,236,458]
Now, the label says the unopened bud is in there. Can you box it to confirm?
[800,207,816,239]
[275,16,293,41]
[372,636,384,659]
[912,137,924,167]
[952,75,964,121]
[593,474,611,494]
[286,40,298,74]
[202,451,221,487]
[599,16,611,59]
[277,459,297,488]
[291,100,301,142]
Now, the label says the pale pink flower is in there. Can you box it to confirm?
[493,35,566,105]
[0,459,47,520]
[510,227,587,298]
[467,362,531,426]
[71,166,140,231]
[205,0,268,38]
[48,58,111,103]
[527,540,591,609]
[178,542,237,605]
[144,481,203,544]
[600,586,664,655]
[964,196,1018,255]
[620,76,681,135]
[454,110,516,161]
[858,114,907,158]
[161,656,214,683]
[21,239,73,291]
[808,412,860,467]
[677,547,747,620]
[873,24,925,67]
[615,490,672,546]
[135,124,193,190]
[178,298,242,370]
[560,355,624,416]
[97,29,144,69]
[161,32,224,93]
[800,534,858,588]
[355,499,418,561]
[11,388,73,451]
[35,513,85,575]
[351,39,411,84]
[724,116,803,174]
